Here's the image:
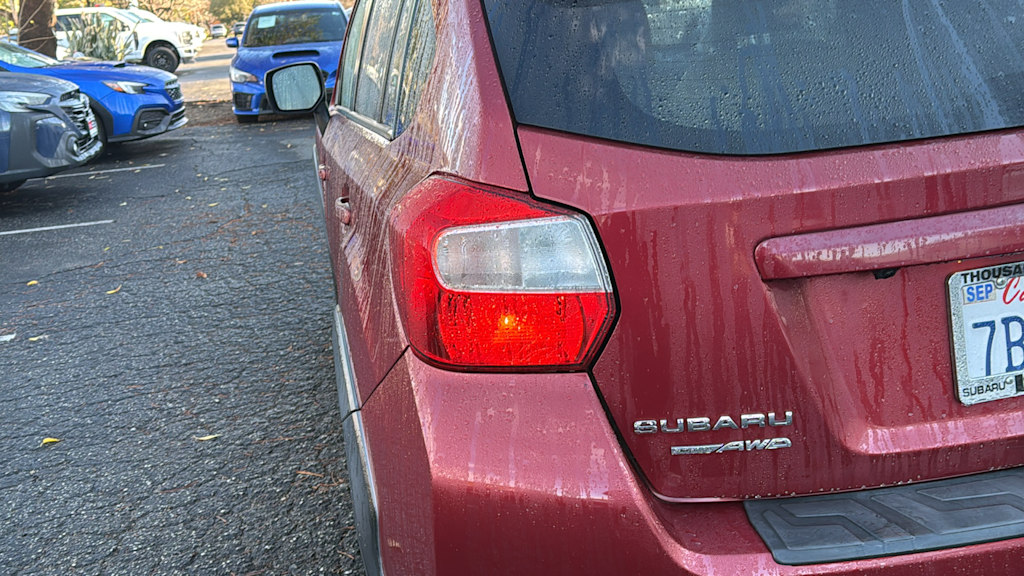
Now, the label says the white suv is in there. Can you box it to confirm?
[125,8,205,58]
[55,7,198,72]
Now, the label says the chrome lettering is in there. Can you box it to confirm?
[633,411,795,435]
[768,411,793,427]
[633,420,658,434]
[744,438,773,450]
[660,418,685,433]
[712,416,740,431]
[670,437,793,455]
[687,417,711,432]
[740,413,766,428]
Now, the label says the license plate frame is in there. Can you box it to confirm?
[948,261,1024,406]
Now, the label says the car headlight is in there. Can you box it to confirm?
[230,66,258,84]
[0,91,51,112]
[103,81,149,94]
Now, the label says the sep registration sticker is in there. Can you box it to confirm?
[948,261,1024,405]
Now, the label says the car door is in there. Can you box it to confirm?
[316,0,432,405]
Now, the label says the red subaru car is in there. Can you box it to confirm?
[266,0,1024,573]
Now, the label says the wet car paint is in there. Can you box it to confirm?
[307,0,1024,572]
[519,126,1024,499]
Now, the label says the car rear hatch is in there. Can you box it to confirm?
[484,0,1024,501]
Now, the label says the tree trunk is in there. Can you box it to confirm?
[18,0,56,58]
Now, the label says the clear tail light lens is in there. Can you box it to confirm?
[391,176,616,370]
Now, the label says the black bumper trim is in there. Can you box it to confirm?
[745,467,1024,565]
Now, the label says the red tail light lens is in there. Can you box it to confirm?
[391,176,616,370]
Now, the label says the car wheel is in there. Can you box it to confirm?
[146,45,180,72]
[235,114,258,124]
[1,180,25,194]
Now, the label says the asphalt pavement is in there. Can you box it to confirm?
[177,38,236,103]
[0,41,364,575]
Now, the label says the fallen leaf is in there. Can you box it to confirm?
[195,271,207,279]
[194,434,220,441]
[176,259,188,264]
[208,202,219,207]
[103,247,111,252]
[28,335,47,342]
[40,438,60,446]
[106,284,122,295]
[297,470,325,478]
[26,280,39,286]
[119,202,127,206]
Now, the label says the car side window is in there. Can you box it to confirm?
[397,0,435,132]
[380,0,416,129]
[56,15,79,32]
[353,0,402,123]
[338,0,371,109]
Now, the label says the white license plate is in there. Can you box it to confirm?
[88,118,98,138]
[948,261,1024,405]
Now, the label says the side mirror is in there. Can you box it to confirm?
[266,62,326,112]
[266,62,329,131]
[226,37,238,48]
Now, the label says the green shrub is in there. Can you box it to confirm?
[65,14,136,61]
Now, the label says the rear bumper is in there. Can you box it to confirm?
[344,324,1024,574]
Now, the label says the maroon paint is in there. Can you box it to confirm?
[317,0,1024,571]
[318,0,526,405]
[757,202,1024,279]
[360,351,1024,574]
[520,126,1024,500]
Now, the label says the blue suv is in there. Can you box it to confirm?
[227,1,347,123]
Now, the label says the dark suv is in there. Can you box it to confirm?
[0,72,102,191]
[268,1,1024,574]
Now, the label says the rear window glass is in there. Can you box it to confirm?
[483,0,1024,155]
[244,8,347,47]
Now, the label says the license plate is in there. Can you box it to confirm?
[88,118,98,138]
[948,261,1024,405]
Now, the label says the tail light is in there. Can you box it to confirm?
[390,176,616,370]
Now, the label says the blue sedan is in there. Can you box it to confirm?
[227,1,347,123]
[0,41,186,145]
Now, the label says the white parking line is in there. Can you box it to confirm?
[45,164,166,179]
[0,220,115,237]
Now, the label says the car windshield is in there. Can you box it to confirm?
[0,41,57,68]
[131,10,163,23]
[118,10,145,23]
[243,9,346,47]
[484,0,1024,155]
